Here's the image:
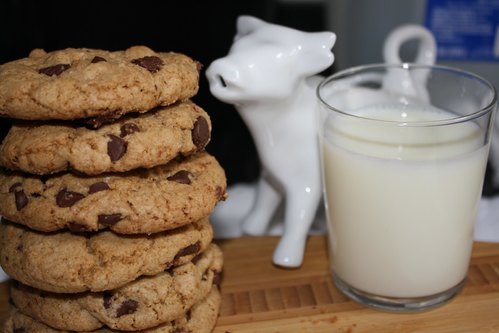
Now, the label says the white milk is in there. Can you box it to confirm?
[323,104,489,298]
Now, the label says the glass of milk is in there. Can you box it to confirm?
[317,64,497,312]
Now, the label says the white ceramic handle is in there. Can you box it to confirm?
[382,25,437,102]
[383,24,436,65]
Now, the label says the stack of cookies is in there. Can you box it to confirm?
[0,46,227,332]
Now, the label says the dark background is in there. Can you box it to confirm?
[0,0,496,195]
[0,0,327,186]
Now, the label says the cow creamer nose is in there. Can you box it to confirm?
[206,59,240,90]
[216,74,228,88]
[206,68,227,89]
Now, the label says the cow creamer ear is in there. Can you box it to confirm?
[298,31,336,75]
[235,15,267,41]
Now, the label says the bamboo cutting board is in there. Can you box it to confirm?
[214,236,499,333]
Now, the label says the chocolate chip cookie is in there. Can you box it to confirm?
[0,100,211,175]
[0,46,200,121]
[10,244,222,331]
[3,286,221,333]
[0,218,213,293]
[0,152,227,234]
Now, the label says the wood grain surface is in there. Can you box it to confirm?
[0,236,498,332]
[214,236,499,333]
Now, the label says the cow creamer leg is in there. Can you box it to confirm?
[211,183,257,238]
[273,183,322,267]
[242,176,282,235]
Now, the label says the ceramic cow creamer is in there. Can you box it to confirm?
[206,15,336,267]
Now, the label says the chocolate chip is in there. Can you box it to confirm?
[131,56,164,73]
[13,328,25,333]
[107,134,127,162]
[67,222,89,233]
[84,110,123,129]
[16,244,23,252]
[120,123,140,137]
[38,64,70,76]
[116,299,138,317]
[89,182,110,194]
[103,292,113,309]
[98,214,122,226]
[83,118,104,129]
[13,189,28,211]
[167,170,193,185]
[70,168,88,177]
[174,241,201,260]
[9,183,28,210]
[91,56,107,63]
[192,116,209,150]
[185,308,192,321]
[56,188,85,207]
[191,253,203,265]
[213,271,222,287]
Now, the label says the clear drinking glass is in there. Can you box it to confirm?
[317,64,497,312]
